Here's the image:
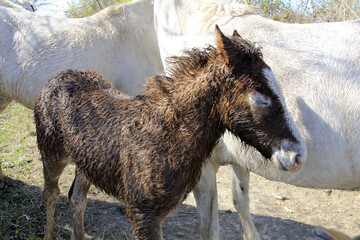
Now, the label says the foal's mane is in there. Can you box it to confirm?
[144,39,262,101]
[167,46,216,80]
[144,46,216,101]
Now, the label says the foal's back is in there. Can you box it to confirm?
[35,70,131,194]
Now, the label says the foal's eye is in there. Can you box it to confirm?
[248,92,271,107]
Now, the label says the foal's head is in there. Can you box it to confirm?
[213,25,306,172]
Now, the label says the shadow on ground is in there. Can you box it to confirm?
[0,177,324,240]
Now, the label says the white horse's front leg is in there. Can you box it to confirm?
[231,165,260,240]
[193,160,220,240]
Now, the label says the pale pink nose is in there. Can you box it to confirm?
[287,154,303,172]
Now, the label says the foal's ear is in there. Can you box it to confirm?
[215,25,234,65]
[233,30,241,38]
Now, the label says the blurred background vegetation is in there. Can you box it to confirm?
[64,0,360,22]
[65,0,131,18]
[9,0,360,22]
[248,0,360,22]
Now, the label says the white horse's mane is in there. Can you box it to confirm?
[0,0,25,10]
[0,0,34,11]
[92,3,126,19]
[197,0,256,29]
[90,0,144,21]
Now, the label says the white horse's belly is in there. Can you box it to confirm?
[221,83,360,189]
[222,126,360,189]
[258,152,360,189]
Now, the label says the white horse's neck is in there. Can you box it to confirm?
[154,0,205,70]
[75,0,155,45]
[154,0,255,69]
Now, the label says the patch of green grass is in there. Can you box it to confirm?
[0,102,39,175]
[0,103,73,239]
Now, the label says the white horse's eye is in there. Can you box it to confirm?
[248,92,271,107]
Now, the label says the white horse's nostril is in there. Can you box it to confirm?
[287,154,303,172]
[271,145,304,173]
[295,154,303,165]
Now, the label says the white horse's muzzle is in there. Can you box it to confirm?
[271,140,306,172]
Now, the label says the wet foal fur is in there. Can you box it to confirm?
[35,26,297,240]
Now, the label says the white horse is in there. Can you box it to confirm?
[0,0,162,187]
[154,0,360,239]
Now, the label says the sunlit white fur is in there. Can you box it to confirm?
[262,68,307,172]
[0,0,162,111]
[154,0,360,239]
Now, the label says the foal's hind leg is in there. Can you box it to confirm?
[0,95,12,189]
[42,159,68,240]
[68,169,91,240]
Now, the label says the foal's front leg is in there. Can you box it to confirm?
[130,212,163,240]
[230,165,260,240]
[68,169,91,240]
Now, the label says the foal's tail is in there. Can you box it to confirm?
[315,226,359,240]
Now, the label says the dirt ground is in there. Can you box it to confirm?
[2,158,360,240]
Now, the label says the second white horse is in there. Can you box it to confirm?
[154,0,360,239]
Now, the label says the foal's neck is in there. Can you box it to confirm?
[143,47,228,164]
[163,75,225,162]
